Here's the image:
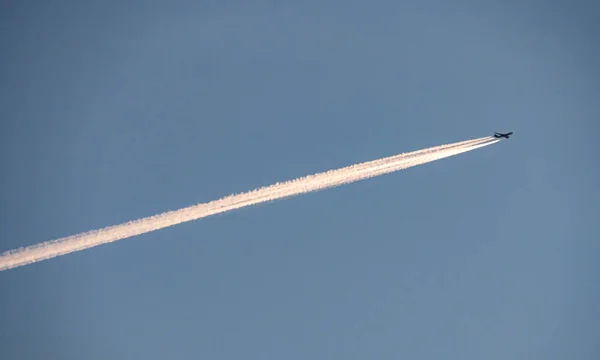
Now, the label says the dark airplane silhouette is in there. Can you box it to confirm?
[494,132,513,139]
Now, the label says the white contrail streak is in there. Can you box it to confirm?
[0,136,498,271]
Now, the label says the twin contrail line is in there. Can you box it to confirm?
[0,136,498,271]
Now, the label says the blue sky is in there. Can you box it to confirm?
[1,1,598,358]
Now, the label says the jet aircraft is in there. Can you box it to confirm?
[494,132,513,139]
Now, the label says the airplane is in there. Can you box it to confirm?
[494,132,513,139]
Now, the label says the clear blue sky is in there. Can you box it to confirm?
[1,1,598,358]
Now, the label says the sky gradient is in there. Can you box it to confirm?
[1,1,599,359]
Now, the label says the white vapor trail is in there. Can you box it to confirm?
[0,136,498,271]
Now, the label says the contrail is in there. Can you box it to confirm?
[0,136,498,271]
